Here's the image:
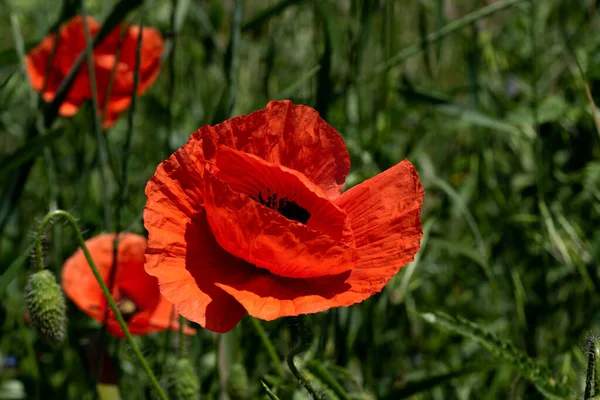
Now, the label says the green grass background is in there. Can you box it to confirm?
[1,0,600,399]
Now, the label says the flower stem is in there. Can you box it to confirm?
[585,338,597,399]
[286,316,323,400]
[179,315,185,359]
[34,210,168,400]
[81,1,113,233]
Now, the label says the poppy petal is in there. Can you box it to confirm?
[144,143,248,332]
[62,233,161,321]
[214,160,424,320]
[111,234,160,313]
[121,25,164,95]
[214,270,352,320]
[24,35,57,91]
[203,169,358,279]
[198,100,350,197]
[335,159,424,277]
[62,233,115,320]
[144,210,249,333]
[213,145,354,244]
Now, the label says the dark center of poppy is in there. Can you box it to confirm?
[116,297,137,321]
[255,190,311,224]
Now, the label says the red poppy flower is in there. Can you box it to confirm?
[25,15,163,128]
[144,100,424,333]
[62,233,194,337]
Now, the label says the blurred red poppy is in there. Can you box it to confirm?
[25,15,163,128]
[62,233,194,337]
[144,100,424,333]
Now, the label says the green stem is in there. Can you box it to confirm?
[179,315,185,359]
[287,317,323,400]
[81,1,112,232]
[34,210,168,400]
[250,317,284,378]
[116,17,143,234]
[585,339,596,399]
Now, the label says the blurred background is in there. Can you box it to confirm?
[1,0,600,398]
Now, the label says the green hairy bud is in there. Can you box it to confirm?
[25,270,66,347]
[226,364,249,400]
[172,358,200,400]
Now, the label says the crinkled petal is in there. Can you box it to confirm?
[203,169,358,279]
[144,141,249,332]
[197,100,350,197]
[214,160,424,319]
[213,146,354,244]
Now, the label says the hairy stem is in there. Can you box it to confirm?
[34,210,168,400]
[287,316,323,400]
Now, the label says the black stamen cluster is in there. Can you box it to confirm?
[255,189,311,224]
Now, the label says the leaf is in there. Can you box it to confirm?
[384,365,484,399]
[0,242,34,299]
[428,237,492,282]
[315,1,333,119]
[421,312,571,399]
[398,85,521,135]
[242,0,306,32]
[261,381,282,400]
[274,65,321,100]
[372,0,528,75]
[0,129,62,175]
[418,1,433,77]
[305,361,350,400]
[0,73,13,91]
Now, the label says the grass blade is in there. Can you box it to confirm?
[0,242,34,299]
[80,0,112,232]
[305,361,350,400]
[421,312,570,399]
[384,365,485,399]
[372,0,527,75]
[0,129,62,175]
[261,381,282,400]
[241,0,305,32]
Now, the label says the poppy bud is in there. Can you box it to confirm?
[25,270,66,347]
[172,358,199,400]
[226,364,249,400]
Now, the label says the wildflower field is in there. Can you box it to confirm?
[1,0,600,399]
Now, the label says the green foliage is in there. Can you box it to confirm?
[1,0,600,398]
[422,312,569,398]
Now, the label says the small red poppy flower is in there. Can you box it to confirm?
[144,100,424,333]
[62,233,194,337]
[25,15,164,128]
